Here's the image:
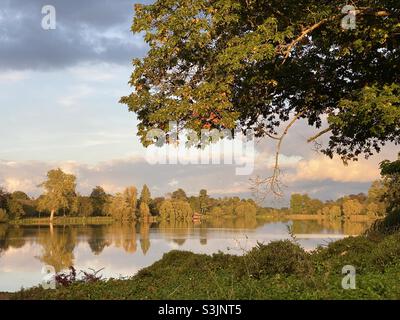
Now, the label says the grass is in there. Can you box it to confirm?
[10,216,116,226]
[7,226,400,300]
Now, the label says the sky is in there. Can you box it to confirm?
[0,0,397,205]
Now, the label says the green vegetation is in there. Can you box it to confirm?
[288,181,387,219]
[10,216,115,226]
[9,229,400,300]
[38,169,77,221]
[120,0,399,165]
[0,170,262,224]
[0,162,394,225]
[3,157,400,300]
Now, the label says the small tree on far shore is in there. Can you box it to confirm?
[38,169,77,221]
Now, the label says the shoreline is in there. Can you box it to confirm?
[2,226,400,300]
[3,214,379,226]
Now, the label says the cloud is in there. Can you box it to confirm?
[3,177,36,193]
[0,143,396,204]
[168,179,179,187]
[57,84,94,107]
[68,63,119,82]
[0,0,151,70]
[285,155,381,183]
[0,71,30,82]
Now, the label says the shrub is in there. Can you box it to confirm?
[238,240,313,278]
[369,232,400,272]
[368,209,400,235]
[312,236,377,274]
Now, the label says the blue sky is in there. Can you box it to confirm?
[0,0,396,204]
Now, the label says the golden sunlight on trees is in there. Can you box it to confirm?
[121,0,400,198]
[38,169,77,221]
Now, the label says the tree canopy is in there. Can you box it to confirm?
[90,186,108,216]
[38,169,77,221]
[121,0,399,163]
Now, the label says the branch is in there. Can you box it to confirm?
[265,131,280,140]
[281,16,338,63]
[307,127,332,143]
[280,7,393,64]
[252,111,305,200]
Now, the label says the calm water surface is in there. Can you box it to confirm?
[0,217,371,292]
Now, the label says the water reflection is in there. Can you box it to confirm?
[0,217,372,292]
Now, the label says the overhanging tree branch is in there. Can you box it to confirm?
[307,127,332,143]
[280,7,392,63]
[252,110,305,200]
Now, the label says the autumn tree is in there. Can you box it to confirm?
[199,189,210,214]
[290,194,309,214]
[121,1,400,196]
[90,186,108,216]
[139,201,151,221]
[342,198,364,218]
[74,196,94,217]
[235,202,257,217]
[139,184,151,205]
[172,188,187,201]
[105,193,132,221]
[173,200,193,221]
[210,206,224,216]
[38,169,77,221]
[137,185,151,220]
[123,186,138,218]
[160,200,174,221]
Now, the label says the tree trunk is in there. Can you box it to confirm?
[49,222,54,237]
[50,209,55,221]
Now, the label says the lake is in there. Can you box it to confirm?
[0,217,372,292]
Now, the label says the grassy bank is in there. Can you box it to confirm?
[9,216,116,226]
[7,227,400,300]
[281,214,377,221]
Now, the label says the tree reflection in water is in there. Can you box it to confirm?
[37,225,76,272]
[0,217,372,270]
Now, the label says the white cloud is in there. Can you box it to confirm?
[3,177,36,192]
[68,63,124,82]
[168,179,179,187]
[0,71,29,82]
[57,85,94,107]
[286,155,380,183]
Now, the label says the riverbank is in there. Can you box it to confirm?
[7,216,162,226]
[279,214,377,222]
[6,226,400,300]
[9,216,116,226]
[4,213,378,227]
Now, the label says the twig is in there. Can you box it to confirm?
[252,111,305,201]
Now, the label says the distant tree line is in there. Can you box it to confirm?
[288,180,388,218]
[1,156,398,224]
[0,169,259,223]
